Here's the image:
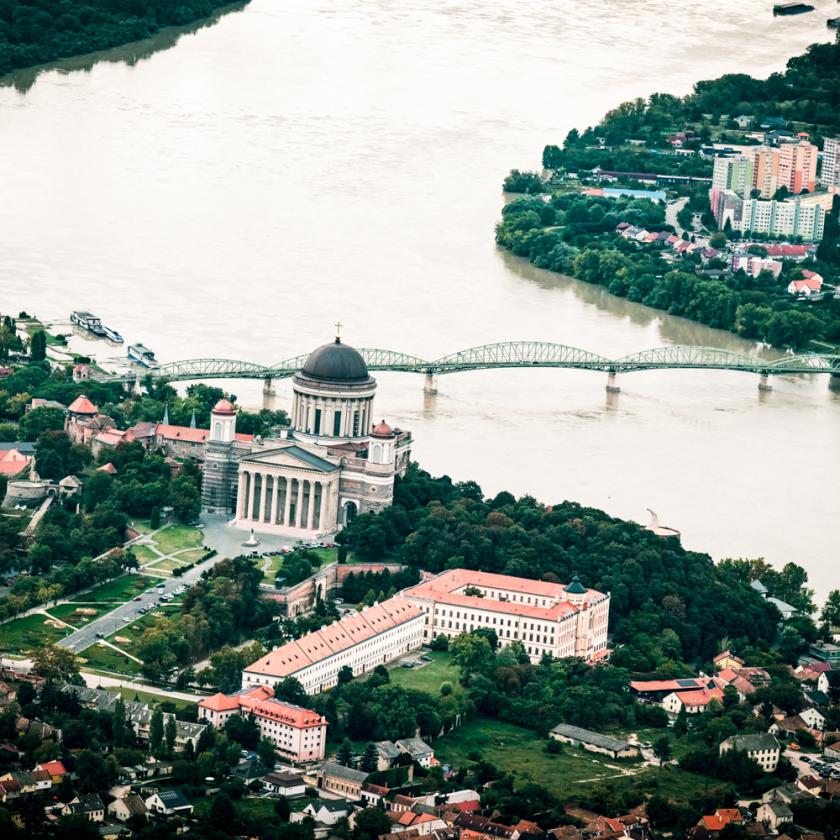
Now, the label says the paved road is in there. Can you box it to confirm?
[80,671,207,703]
[665,196,688,235]
[59,550,224,654]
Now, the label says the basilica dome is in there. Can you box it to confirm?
[301,338,370,383]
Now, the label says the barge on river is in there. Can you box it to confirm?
[127,343,158,368]
[773,3,814,15]
[70,310,106,336]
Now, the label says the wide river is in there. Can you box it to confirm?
[1,0,838,598]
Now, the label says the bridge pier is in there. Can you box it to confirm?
[606,371,620,393]
[262,377,277,411]
[423,372,438,395]
[758,373,773,392]
[830,374,840,392]
[131,374,142,396]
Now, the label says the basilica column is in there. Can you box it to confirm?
[283,478,293,526]
[263,476,273,523]
[255,472,265,522]
[246,471,256,522]
[318,482,328,531]
[307,481,316,532]
[236,471,247,518]
[271,475,280,525]
[295,479,304,528]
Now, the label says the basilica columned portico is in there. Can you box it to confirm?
[204,333,412,538]
[234,443,341,537]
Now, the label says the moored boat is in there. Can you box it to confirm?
[70,310,106,336]
[127,343,158,368]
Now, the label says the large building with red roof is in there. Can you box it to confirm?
[403,569,610,663]
[198,685,327,763]
[242,595,425,694]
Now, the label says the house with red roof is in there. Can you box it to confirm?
[0,448,31,476]
[35,760,67,784]
[787,270,824,296]
[663,684,725,717]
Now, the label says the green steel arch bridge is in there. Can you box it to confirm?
[111,341,840,395]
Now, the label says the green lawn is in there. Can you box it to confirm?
[80,642,144,675]
[389,651,463,697]
[193,795,313,822]
[261,553,285,584]
[70,575,152,603]
[133,545,160,565]
[607,725,694,760]
[311,547,338,565]
[0,613,71,653]
[129,519,154,535]
[153,525,203,554]
[46,603,108,625]
[434,719,631,797]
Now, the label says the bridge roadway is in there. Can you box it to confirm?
[110,341,840,394]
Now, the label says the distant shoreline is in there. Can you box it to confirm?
[0,1,249,84]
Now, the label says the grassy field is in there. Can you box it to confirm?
[80,642,144,675]
[133,545,159,565]
[193,795,314,821]
[70,575,152,603]
[608,725,693,759]
[46,603,109,625]
[0,613,71,653]
[434,719,632,796]
[389,651,463,697]
[154,525,203,555]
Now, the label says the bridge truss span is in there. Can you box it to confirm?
[432,341,612,373]
[111,342,840,394]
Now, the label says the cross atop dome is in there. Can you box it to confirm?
[334,321,343,343]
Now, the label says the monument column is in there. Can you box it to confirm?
[318,481,328,531]
[295,479,304,528]
[255,473,266,523]
[236,471,247,518]
[283,478,293,526]
[307,480,316,531]
[246,471,256,521]
[270,475,280,525]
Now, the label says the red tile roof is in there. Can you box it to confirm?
[244,596,423,678]
[37,760,66,777]
[212,398,236,416]
[67,395,98,415]
[0,449,31,475]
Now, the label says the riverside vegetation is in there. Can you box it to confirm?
[0,0,249,76]
[498,39,840,351]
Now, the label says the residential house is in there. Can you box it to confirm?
[757,801,792,831]
[818,671,838,695]
[292,800,350,838]
[549,724,638,759]
[663,686,725,717]
[376,740,403,771]
[393,806,448,835]
[145,789,194,818]
[35,760,67,785]
[713,651,745,671]
[262,770,307,798]
[316,762,368,800]
[787,271,824,296]
[360,781,389,807]
[719,733,781,772]
[699,808,742,834]
[797,776,823,797]
[800,708,826,731]
[396,737,435,768]
[67,793,106,822]
[108,794,149,822]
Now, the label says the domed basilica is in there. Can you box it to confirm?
[200,336,411,537]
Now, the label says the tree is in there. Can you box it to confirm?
[31,644,80,683]
[449,633,493,684]
[653,736,672,774]
[164,714,177,753]
[429,634,449,652]
[19,406,65,441]
[150,709,164,753]
[337,665,354,685]
[354,808,392,840]
[257,737,276,769]
[360,742,379,773]
[274,795,291,821]
[29,330,46,361]
[336,738,354,767]
[821,590,840,628]
[210,791,237,831]
[150,506,161,529]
